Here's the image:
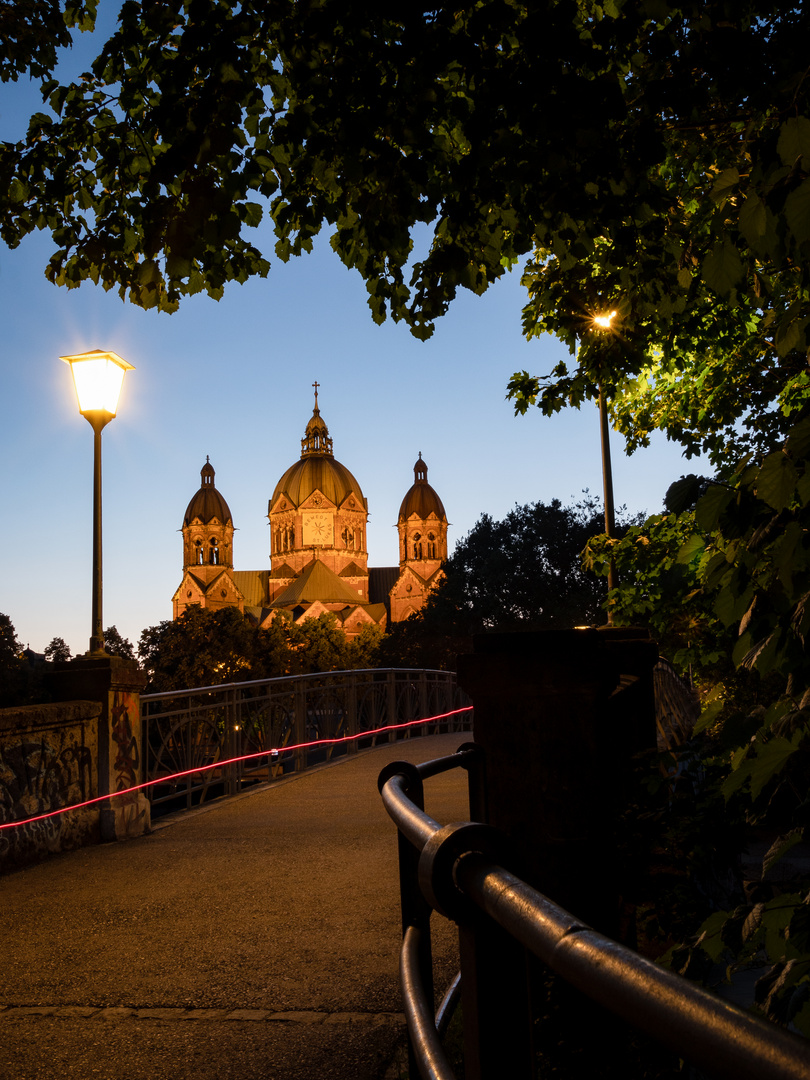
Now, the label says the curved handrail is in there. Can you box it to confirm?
[401,926,455,1080]
[381,753,810,1080]
[141,666,456,702]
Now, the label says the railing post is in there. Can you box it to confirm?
[419,671,429,735]
[224,687,238,797]
[387,670,397,744]
[379,762,434,1080]
[347,676,358,755]
[185,696,193,809]
[294,681,307,773]
[457,911,535,1080]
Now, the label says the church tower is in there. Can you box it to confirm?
[267,386,370,602]
[389,454,448,621]
[172,458,244,617]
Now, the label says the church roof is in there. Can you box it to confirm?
[369,566,399,604]
[183,458,233,526]
[270,562,297,579]
[232,571,269,608]
[337,603,388,626]
[398,454,446,521]
[270,559,366,608]
[270,393,366,510]
[339,561,367,578]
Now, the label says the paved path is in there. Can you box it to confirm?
[0,732,472,1080]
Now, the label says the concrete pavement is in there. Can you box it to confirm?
[0,731,472,1080]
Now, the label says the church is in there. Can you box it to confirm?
[172,388,449,636]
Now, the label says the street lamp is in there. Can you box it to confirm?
[589,311,619,619]
[60,349,134,655]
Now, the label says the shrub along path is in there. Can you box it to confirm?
[0,731,471,1080]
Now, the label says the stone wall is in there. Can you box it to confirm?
[0,700,102,872]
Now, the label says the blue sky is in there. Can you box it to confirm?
[0,12,698,656]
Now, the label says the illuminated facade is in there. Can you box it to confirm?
[172,391,448,635]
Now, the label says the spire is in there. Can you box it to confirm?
[301,385,334,458]
[201,457,215,486]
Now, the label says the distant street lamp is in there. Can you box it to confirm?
[590,311,619,619]
[60,350,134,655]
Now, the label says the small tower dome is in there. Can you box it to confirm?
[182,458,234,570]
[398,453,447,522]
[183,458,234,527]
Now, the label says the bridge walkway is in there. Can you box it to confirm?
[0,732,471,1080]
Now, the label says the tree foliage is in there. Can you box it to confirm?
[102,624,136,660]
[381,496,641,669]
[44,636,72,662]
[0,612,42,706]
[0,3,804,417]
[138,606,381,692]
[585,415,810,1033]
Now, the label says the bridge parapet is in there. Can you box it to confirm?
[0,699,102,871]
[140,667,467,813]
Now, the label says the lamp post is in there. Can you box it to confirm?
[590,312,619,619]
[60,350,134,655]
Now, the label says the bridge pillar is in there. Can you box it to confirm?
[47,654,150,842]
[457,627,658,934]
[455,628,658,1079]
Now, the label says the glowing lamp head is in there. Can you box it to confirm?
[60,350,134,421]
[592,310,618,330]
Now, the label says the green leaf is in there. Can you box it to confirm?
[785,180,810,246]
[695,483,733,531]
[676,267,692,289]
[676,532,705,565]
[242,201,263,228]
[739,193,768,241]
[778,117,810,169]
[711,168,739,205]
[702,240,744,296]
[749,736,798,800]
[757,452,798,510]
[696,910,732,962]
[786,417,810,460]
[694,684,725,734]
[763,829,804,879]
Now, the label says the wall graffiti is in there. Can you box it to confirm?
[0,721,96,864]
[110,691,148,838]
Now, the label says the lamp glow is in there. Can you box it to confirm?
[60,350,134,420]
[60,349,134,655]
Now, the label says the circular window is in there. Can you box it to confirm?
[187,590,192,598]
[221,589,227,598]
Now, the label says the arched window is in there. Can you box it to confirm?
[195,539,204,565]
[427,533,436,559]
[210,537,219,565]
[413,532,422,560]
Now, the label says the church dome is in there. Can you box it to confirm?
[183,458,233,525]
[398,454,446,520]
[271,392,366,509]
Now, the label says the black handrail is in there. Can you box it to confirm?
[380,749,810,1080]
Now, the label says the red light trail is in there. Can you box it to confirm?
[0,707,473,832]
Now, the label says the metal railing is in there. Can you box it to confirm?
[140,668,466,810]
[379,745,810,1080]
